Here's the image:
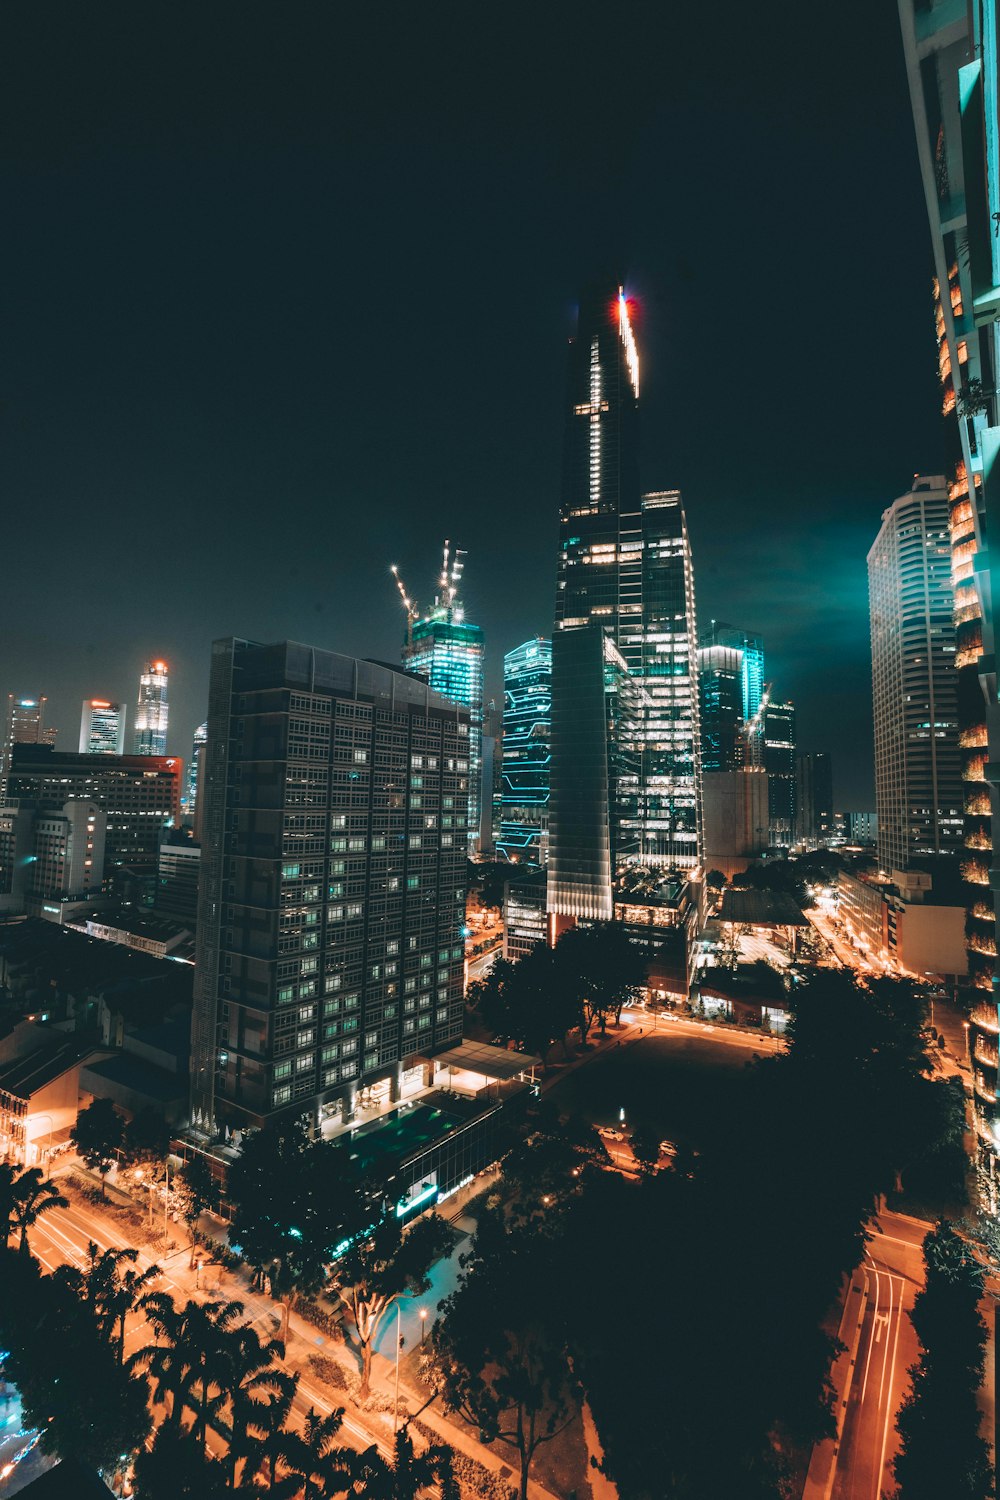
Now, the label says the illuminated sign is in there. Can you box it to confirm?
[618,289,639,397]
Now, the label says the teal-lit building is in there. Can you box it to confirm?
[402,548,484,852]
[497,637,551,864]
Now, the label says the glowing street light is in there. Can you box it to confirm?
[419,1307,428,1346]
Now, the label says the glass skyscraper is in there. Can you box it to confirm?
[401,549,483,853]
[133,659,169,756]
[79,699,126,754]
[497,637,551,865]
[551,280,701,895]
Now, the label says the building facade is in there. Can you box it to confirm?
[868,476,963,872]
[3,697,56,790]
[795,751,834,845]
[551,281,701,890]
[699,623,765,726]
[900,0,1000,1167]
[79,699,126,755]
[6,745,181,872]
[191,639,469,1134]
[763,697,796,846]
[401,549,483,854]
[134,660,169,756]
[698,642,744,773]
[497,637,551,864]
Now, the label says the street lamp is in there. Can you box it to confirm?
[419,1308,428,1346]
[393,1302,406,1433]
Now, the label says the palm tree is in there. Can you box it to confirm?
[131,1291,199,1428]
[221,1323,297,1489]
[280,1406,352,1500]
[0,1162,21,1245]
[56,1240,161,1363]
[351,1428,460,1500]
[11,1166,67,1255]
[187,1297,249,1450]
[238,1369,299,1493]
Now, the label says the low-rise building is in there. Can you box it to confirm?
[837,868,967,980]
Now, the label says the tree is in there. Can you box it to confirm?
[179,1153,216,1267]
[6,1165,67,1254]
[0,1245,152,1472]
[893,1221,992,1499]
[554,921,647,1035]
[238,1365,300,1492]
[280,1406,352,1500]
[352,1428,460,1500]
[125,1106,170,1162]
[55,1239,160,1364]
[705,869,727,890]
[332,1210,452,1400]
[468,946,578,1063]
[628,1117,663,1173]
[220,1322,296,1489]
[132,1425,233,1500]
[227,1122,368,1340]
[432,1210,579,1500]
[71,1096,124,1197]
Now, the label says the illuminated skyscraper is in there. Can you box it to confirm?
[187,721,208,819]
[763,697,796,847]
[79,699,126,754]
[401,545,483,853]
[868,476,962,872]
[497,638,551,864]
[2,696,56,792]
[697,644,743,773]
[133,660,169,756]
[551,280,701,880]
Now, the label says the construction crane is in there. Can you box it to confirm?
[437,539,467,613]
[389,564,418,649]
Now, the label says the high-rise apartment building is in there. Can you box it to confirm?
[191,639,468,1133]
[497,638,551,864]
[900,0,1000,1172]
[551,282,701,885]
[6,745,181,872]
[868,476,962,872]
[79,699,126,755]
[134,660,169,755]
[763,697,796,846]
[795,751,833,846]
[401,547,483,853]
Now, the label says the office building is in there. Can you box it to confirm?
[698,643,744,773]
[156,828,201,926]
[401,546,483,853]
[900,0,1000,1165]
[868,477,962,872]
[795,752,833,846]
[187,721,208,822]
[763,697,796,846]
[134,660,169,755]
[551,282,701,886]
[6,745,181,872]
[503,867,548,961]
[701,768,770,880]
[79,699,126,755]
[547,623,640,922]
[497,638,551,864]
[3,698,56,790]
[190,638,468,1134]
[699,623,765,726]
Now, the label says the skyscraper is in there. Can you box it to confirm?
[763,697,796,847]
[133,660,169,755]
[551,281,701,877]
[2,697,56,795]
[900,0,1000,1171]
[699,622,765,726]
[400,545,483,853]
[187,721,208,820]
[497,638,551,865]
[868,476,962,872]
[191,639,468,1133]
[79,699,126,754]
[795,751,833,846]
[698,644,744,773]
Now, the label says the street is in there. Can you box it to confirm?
[805,1211,927,1500]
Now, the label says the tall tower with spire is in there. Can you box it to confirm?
[133,659,169,755]
[400,544,484,852]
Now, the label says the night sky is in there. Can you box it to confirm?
[3,2,944,808]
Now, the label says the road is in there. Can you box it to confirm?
[805,1211,926,1500]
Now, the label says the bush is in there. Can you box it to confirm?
[306,1352,411,1417]
[449,1452,517,1500]
[298,1296,344,1340]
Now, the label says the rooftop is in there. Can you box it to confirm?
[718,888,809,927]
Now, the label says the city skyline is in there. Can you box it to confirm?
[3,1,942,809]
